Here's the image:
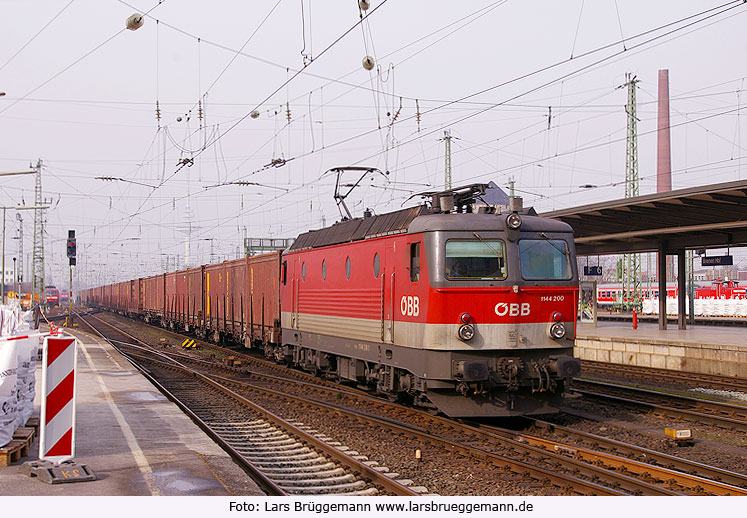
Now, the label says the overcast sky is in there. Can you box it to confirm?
[2,0,746,286]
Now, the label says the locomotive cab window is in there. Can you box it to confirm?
[445,239,506,280]
[410,242,420,282]
[519,239,572,280]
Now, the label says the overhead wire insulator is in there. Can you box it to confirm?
[250,110,260,119]
[126,13,144,31]
[359,0,371,11]
[155,101,161,125]
[416,99,421,132]
[362,56,375,70]
[286,102,291,123]
[198,99,203,126]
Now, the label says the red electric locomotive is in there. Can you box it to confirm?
[271,184,580,417]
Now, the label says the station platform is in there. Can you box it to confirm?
[576,321,747,378]
[0,328,264,496]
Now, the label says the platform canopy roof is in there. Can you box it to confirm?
[542,179,747,255]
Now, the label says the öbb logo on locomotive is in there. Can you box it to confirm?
[81,183,581,418]
[400,295,420,317]
[494,302,531,317]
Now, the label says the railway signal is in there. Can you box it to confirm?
[66,230,75,326]
[66,230,76,263]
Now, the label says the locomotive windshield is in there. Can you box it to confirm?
[445,240,506,280]
[519,239,572,280]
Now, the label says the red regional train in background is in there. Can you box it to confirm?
[44,285,60,306]
[80,184,581,417]
[596,279,746,308]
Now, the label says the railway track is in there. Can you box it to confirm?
[580,360,747,394]
[476,419,747,495]
[76,313,419,497]
[571,379,747,432]
[78,310,747,496]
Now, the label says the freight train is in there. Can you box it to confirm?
[80,184,581,417]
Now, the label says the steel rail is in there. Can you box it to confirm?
[78,313,417,496]
[572,379,747,432]
[473,422,747,495]
[76,313,287,496]
[526,418,747,491]
[580,360,747,393]
[89,310,352,391]
[82,311,726,495]
[212,376,669,495]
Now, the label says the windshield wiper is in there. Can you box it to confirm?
[539,232,569,256]
[472,232,502,257]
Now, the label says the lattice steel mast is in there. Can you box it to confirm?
[443,130,452,189]
[32,159,45,302]
[16,213,23,286]
[623,74,641,310]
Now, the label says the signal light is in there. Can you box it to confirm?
[67,239,76,258]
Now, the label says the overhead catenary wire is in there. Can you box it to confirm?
[0,1,166,116]
[24,2,747,272]
[0,0,76,73]
[83,0,393,257]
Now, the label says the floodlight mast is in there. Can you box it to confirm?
[324,166,387,221]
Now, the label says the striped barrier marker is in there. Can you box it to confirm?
[181,339,196,349]
[20,334,95,482]
[39,335,78,464]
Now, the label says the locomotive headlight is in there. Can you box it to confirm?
[458,324,475,341]
[506,213,522,230]
[549,322,566,339]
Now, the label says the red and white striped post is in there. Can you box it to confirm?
[39,335,78,464]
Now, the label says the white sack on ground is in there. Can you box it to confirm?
[0,340,19,447]
[14,338,35,428]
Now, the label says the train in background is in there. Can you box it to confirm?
[596,279,746,308]
[44,286,59,307]
[80,184,581,417]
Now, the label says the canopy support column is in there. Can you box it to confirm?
[677,249,687,330]
[658,241,667,330]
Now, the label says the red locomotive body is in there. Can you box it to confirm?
[273,193,579,417]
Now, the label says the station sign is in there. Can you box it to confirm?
[701,255,733,266]
[583,266,603,276]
